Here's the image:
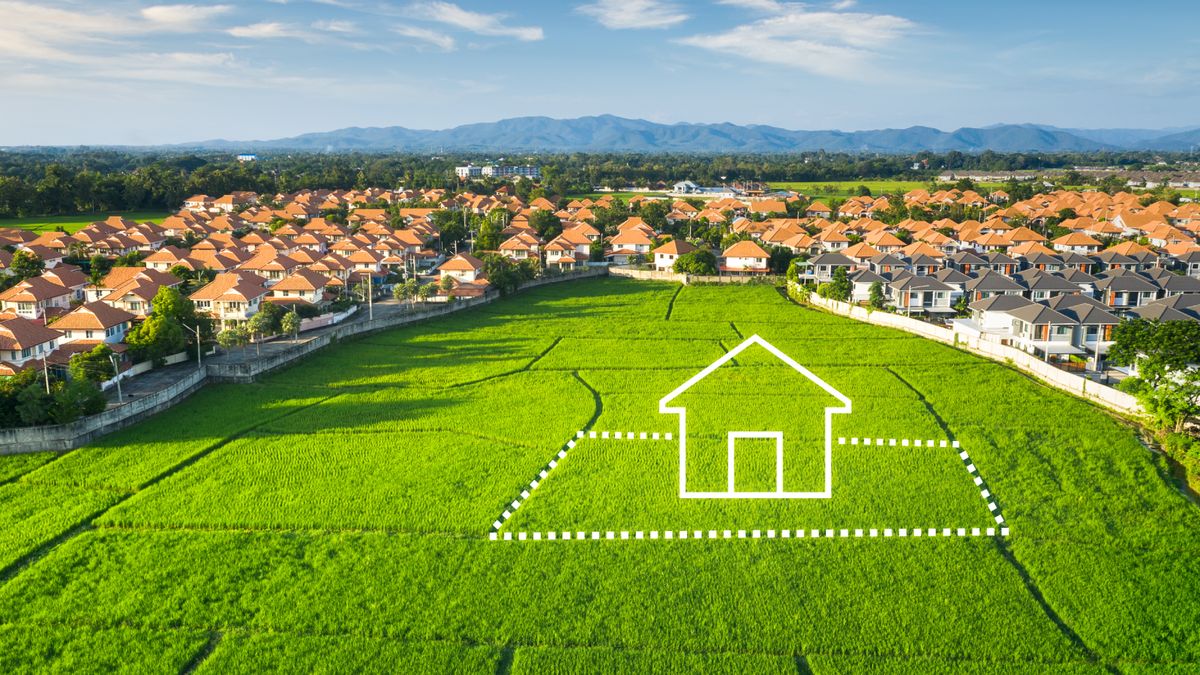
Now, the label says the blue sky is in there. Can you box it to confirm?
[1,0,1197,145]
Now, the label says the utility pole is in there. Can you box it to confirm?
[42,355,50,394]
[108,352,123,404]
[183,324,203,370]
[367,272,374,321]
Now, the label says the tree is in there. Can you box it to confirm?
[149,285,195,326]
[255,302,285,334]
[417,283,434,303]
[217,327,249,352]
[869,281,886,309]
[16,380,53,426]
[88,254,108,287]
[281,310,301,338]
[68,344,116,384]
[11,250,44,280]
[767,245,794,274]
[785,258,807,285]
[125,313,185,365]
[431,209,469,252]
[392,281,410,303]
[474,210,507,253]
[393,278,419,308]
[828,266,852,302]
[52,379,106,424]
[673,250,718,275]
[482,253,521,295]
[1110,319,1200,433]
[246,310,274,354]
[528,209,563,240]
[168,264,192,281]
[438,274,455,293]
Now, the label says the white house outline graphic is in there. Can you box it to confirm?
[659,334,853,499]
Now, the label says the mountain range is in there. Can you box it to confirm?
[181,115,1200,154]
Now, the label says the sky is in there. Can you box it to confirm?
[1,0,1198,145]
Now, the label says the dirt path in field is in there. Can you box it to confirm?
[664,285,683,320]
[884,367,1114,670]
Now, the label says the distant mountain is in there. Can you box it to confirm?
[1135,128,1200,151]
[182,115,1200,154]
[1014,124,1189,147]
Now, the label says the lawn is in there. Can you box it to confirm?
[0,278,1197,671]
[0,210,170,234]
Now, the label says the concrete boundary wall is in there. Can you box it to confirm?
[1,268,609,454]
[803,291,1140,416]
[609,266,782,285]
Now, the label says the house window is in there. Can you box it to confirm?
[85,330,94,339]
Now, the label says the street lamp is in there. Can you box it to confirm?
[182,324,203,371]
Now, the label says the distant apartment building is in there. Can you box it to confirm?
[455,164,542,180]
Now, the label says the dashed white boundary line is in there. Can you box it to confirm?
[490,527,1009,542]
[490,431,672,533]
[838,437,1006,526]
[490,435,1009,541]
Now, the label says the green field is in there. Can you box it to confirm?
[768,180,1007,200]
[1,278,1198,672]
[566,191,668,201]
[0,210,170,234]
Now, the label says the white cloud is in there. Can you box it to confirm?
[312,19,358,33]
[831,0,857,9]
[577,0,689,30]
[716,0,789,12]
[391,24,456,50]
[409,2,543,41]
[392,24,456,51]
[227,22,308,39]
[140,4,233,30]
[679,5,915,79]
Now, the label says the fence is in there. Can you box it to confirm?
[1,369,208,455]
[1,268,612,453]
[803,291,1141,416]
[609,267,686,282]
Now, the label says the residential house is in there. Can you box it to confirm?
[0,316,62,375]
[437,254,486,283]
[889,274,955,315]
[1093,272,1159,312]
[806,252,857,283]
[1052,232,1103,255]
[1044,295,1120,366]
[190,271,270,327]
[720,240,770,274]
[49,302,135,345]
[652,239,698,272]
[0,276,73,321]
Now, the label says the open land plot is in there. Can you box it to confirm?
[0,277,1197,671]
[0,210,170,234]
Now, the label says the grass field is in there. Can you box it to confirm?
[767,180,1008,200]
[565,191,668,201]
[0,278,1198,671]
[0,210,170,234]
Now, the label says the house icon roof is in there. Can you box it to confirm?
[659,334,852,410]
[659,334,852,499]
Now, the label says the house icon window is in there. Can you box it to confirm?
[659,335,852,499]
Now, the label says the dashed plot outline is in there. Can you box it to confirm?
[488,432,1009,543]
